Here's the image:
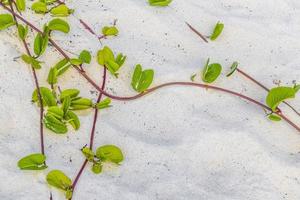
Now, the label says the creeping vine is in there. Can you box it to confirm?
[1,0,300,199]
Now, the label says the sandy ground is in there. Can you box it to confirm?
[1,0,300,199]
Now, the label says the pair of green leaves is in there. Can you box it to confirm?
[47,50,91,85]
[210,22,224,41]
[102,26,119,37]
[21,54,42,69]
[97,46,126,77]
[266,86,299,121]
[131,64,154,92]
[202,59,222,83]
[18,153,47,170]
[46,170,73,199]
[148,0,172,6]
[0,14,15,31]
[34,32,49,57]
[50,4,74,17]
[81,145,124,174]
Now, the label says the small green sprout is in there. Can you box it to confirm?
[226,62,239,77]
[148,0,172,7]
[0,14,15,30]
[210,22,224,41]
[202,58,222,83]
[266,86,296,112]
[131,64,154,93]
[18,153,47,170]
[102,26,119,36]
[46,170,73,199]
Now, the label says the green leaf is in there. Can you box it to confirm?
[17,153,47,170]
[16,0,26,11]
[96,145,124,164]
[0,14,15,30]
[105,60,120,77]
[97,46,115,66]
[17,24,28,40]
[69,58,83,65]
[47,106,64,120]
[65,110,80,130]
[268,114,282,122]
[46,170,72,191]
[48,18,70,33]
[115,53,126,67]
[131,64,154,93]
[22,55,42,69]
[43,113,68,134]
[70,98,93,110]
[54,58,71,76]
[60,89,80,101]
[31,2,47,14]
[92,163,102,174]
[190,74,196,82]
[210,22,224,41]
[226,61,238,77]
[102,26,119,36]
[202,59,222,83]
[266,86,296,111]
[50,4,74,17]
[95,98,111,110]
[61,96,71,114]
[81,147,94,162]
[47,67,58,85]
[32,87,57,107]
[79,50,91,64]
[34,33,49,57]
[148,0,172,6]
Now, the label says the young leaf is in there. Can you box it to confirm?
[266,86,296,111]
[32,87,57,107]
[21,54,42,69]
[92,163,102,174]
[47,106,64,120]
[70,98,93,110]
[81,147,94,162]
[115,53,126,67]
[17,24,28,40]
[62,96,71,114]
[202,59,222,83]
[95,98,111,110]
[48,18,70,33]
[131,64,154,93]
[268,114,282,122]
[97,46,115,66]
[50,4,74,17]
[46,170,72,191]
[0,14,15,30]
[60,89,80,101]
[102,26,119,36]
[47,67,58,85]
[105,60,120,77]
[44,113,68,134]
[96,145,124,164]
[54,58,71,76]
[17,153,47,170]
[210,22,224,41]
[65,110,80,130]
[34,33,49,57]
[190,74,196,82]
[31,2,47,14]
[79,50,91,64]
[148,0,172,7]
[226,62,239,77]
[16,0,26,12]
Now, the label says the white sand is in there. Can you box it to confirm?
[1,0,300,199]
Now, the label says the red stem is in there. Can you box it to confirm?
[8,2,45,155]
[186,22,208,43]
[1,3,299,132]
[237,68,300,117]
[71,68,107,195]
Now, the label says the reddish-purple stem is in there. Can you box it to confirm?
[1,3,299,132]
[237,68,300,117]
[8,2,45,155]
[186,22,208,43]
[79,19,105,41]
[71,68,107,196]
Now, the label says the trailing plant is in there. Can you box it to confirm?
[0,1,300,200]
